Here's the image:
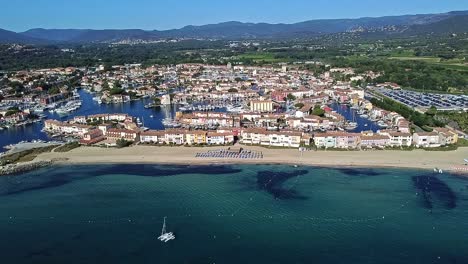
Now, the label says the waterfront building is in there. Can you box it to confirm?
[432,127,458,145]
[106,128,140,142]
[413,132,441,148]
[140,130,165,143]
[360,134,390,149]
[379,131,413,147]
[206,132,235,145]
[80,129,105,145]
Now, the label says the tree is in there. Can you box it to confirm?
[109,88,124,95]
[116,138,131,148]
[102,81,110,90]
[426,106,437,116]
[153,97,161,105]
[294,103,305,109]
[228,88,238,93]
[286,93,296,101]
[48,86,60,95]
[312,105,325,117]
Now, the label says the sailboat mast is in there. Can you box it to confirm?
[161,217,167,235]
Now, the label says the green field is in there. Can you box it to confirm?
[389,56,442,63]
[235,53,287,63]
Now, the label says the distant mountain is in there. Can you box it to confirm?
[0,28,43,44]
[404,15,468,35]
[0,10,466,44]
[22,28,90,42]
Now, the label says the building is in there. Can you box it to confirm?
[240,128,303,148]
[313,132,360,149]
[140,130,165,143]
[185,131,207,145]
[80,129,105,145]
[413,132,441,148]
[360,134,390,149]
[206,132,235,145]
[379,131,412,147]
[432,127,458,145]
[106,128,140,142]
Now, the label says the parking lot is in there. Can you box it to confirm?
[374,87,467,110]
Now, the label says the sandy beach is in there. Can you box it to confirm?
[33,145,468,172]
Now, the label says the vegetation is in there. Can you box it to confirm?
[54,142,80,152]
[294,103,305,109]
[311,105,325,117]
[435,111,468,133]
[116,138,132,148]
[0,145,58,165]
[370,97,445,128]
[457,138,468,147]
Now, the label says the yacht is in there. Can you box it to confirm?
[157,217,175,242]
[377,121,388,128]
[345,122,358,130]
[136,117,143,126]
[162,118,181,128]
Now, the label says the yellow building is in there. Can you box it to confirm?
[185,131,207,145]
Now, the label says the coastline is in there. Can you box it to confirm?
[31,145,468,172]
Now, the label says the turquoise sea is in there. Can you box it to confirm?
[0,164,467,264]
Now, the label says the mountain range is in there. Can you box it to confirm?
[1,10,468,44]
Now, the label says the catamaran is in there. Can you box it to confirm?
[158,217,175,242]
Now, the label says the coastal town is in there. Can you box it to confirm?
[1,63,465,153]
[2,2,468,263]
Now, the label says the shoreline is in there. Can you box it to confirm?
[31,145,468,173]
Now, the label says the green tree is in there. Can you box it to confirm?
[286,93,296,101]
[227,88,238,93]
[116,138,131,148]
[48,86,60,95]
[312,105,325,117]
[426,106,437,116]
[102,81,110,90]
[294,103,305,109]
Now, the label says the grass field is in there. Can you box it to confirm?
[235,53,287,63]
[389,56,442,63]
[389,56,468,71]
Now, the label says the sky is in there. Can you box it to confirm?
[1,0,468,32]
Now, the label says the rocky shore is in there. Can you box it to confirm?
[0,160,54,176]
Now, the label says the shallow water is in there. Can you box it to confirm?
[0,164,467,264]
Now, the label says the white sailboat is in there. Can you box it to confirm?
[157,217,175,242]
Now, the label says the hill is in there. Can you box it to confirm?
[0,28,43,44]
[0,10,466,43]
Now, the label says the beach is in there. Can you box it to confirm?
[33,145,468,171]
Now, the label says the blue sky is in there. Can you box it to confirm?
[2,0,467,32]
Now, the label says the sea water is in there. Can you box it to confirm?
[0,164,467,264]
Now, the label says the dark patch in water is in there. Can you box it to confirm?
[104,164,242,177]
[256,170,308,200]
[412,175,457,210]
[0,164,241,196]
[3,177,70,196]
[337,168,381,176]
[25,247,53,258]
[71,233,84,241]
